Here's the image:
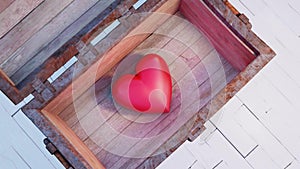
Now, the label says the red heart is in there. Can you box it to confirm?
[112,54,172,113]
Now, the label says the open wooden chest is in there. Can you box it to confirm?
[0,0,275,168]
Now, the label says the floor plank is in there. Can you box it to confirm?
[0,93,64,169]
[0,146,31,169]
[206,130,252,169]
[156,145,197,169]
[210,108,258,157]
[234,105,294,168]
[246,146,281,169]
[184,141,223,168]
[13,110,65,168]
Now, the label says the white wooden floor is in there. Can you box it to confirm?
[0,0,300,168]
[0,91,64,169]
[158,0,300,168]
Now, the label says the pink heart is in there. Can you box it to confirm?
[112,54,172,113]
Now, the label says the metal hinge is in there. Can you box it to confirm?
[44,138,74,169]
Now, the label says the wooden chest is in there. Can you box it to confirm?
[0,0,275,168]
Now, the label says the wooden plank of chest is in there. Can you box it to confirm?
[79,39,215,168]
[180,0,256,71]
[66,44,194,139]
[60,40,183,137]
[0,0,15,13]
[59,70,114,128]
[90,36,237,167]
[0,0,72,67]
[0,0,44,38]
[69,22,204,141]
[69,23,210,138]
[57,14,188,127]
[43,0,182,115]
[75,23,205,136]
[1,0,98,78]
[58,36,173,129]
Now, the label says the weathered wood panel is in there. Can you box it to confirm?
[59,16,189,126]
[58,13,192,132]
[67,18,237,168]
[0,0,44,38]
[0,0,14,13]
[180,0,256,71]
[11,0,115,83]
[81,0,139,44]
[0,0,73,69]
[44,0,181,116]
[59,71,113,127]
[56,13,217,167]
[1,0,98,79]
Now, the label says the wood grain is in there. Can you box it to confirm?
[94,85,182,168]
[0,0,73,69]
[77,78,181,167]
[0,0,44,38]
[10,0,117,85]
[61,15,218,167]
[66,16,202,139]
[82,0,140,44]
[54,12,207,167]
[44,0,181,116]
[60,72,113,128]
[180,0,256,71]
[1,0,98,78]
[59,22,185,130]
[0,0,14,13]
[89,31,237,166]
[80,34,218,168]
